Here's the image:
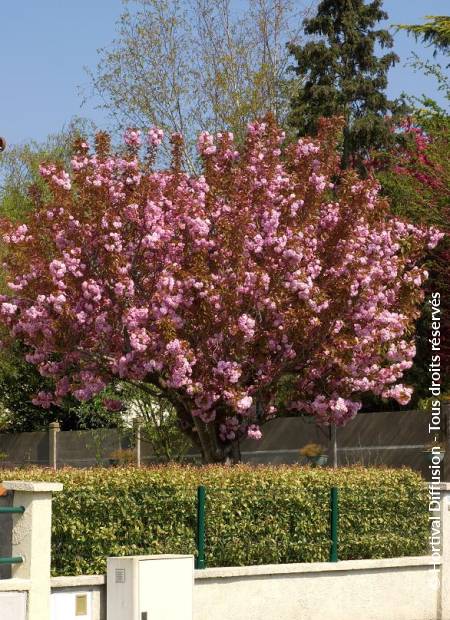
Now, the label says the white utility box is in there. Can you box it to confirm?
[107,554,194,620]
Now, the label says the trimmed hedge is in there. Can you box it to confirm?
[0,465,428,576]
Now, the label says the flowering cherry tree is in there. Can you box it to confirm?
[0,117,442,462]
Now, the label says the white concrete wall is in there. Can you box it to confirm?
[51,576,106,620]
[0,591,27,620]
[49,557,439,620]
[194,558,439,620]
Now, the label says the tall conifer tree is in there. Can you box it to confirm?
[288,0,407,168]
[396,15,450,56]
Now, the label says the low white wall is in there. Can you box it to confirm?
[51,576,105,620]
[49,556,440,620]
[195,557,439,620]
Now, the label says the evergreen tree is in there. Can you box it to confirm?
[396,16,450,57]
[288,0,407,169]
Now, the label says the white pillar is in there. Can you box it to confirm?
[3,481,63,620]
[438,483,450,620]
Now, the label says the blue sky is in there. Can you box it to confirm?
[1,0,449,146]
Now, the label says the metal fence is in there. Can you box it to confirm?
[0,407,445,480]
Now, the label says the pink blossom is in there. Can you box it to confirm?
[236,395,253,412]
[237,314,256,341]
[32,391,53,409]
[382,384,413,405]
[1,302,17,315]
[124,128,142,148]
[147,127,164,147]
[247,424,262,440]
[197,132,217,156]
[215,361,242,384]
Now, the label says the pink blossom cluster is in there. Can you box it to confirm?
[39,164,72,190]
[0,117,441,457]
[197,131,217,156]
[124,128,142,148]
[147,127,164,147]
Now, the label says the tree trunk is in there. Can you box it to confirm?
[158,384,242,464]
[192,417,241,464]
[224,440,242,465]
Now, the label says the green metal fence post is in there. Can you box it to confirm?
[196,485,206,569]
[329,486,339,562]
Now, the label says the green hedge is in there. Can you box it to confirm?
[0,465,428,575]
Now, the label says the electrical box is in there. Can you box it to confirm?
[107,554,194,620]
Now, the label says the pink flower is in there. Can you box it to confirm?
[1,302,17,315]
[247,424,262,440]
[215,361,242,384]
[237,314,256,341]
[382,384,413,405]
[32,391,53,409]
[197,132,217,156]
[49,260,67,281]
[124,128,142,147]
[237,396,253,412]
[147,127,164,147]
[309,173,327,192]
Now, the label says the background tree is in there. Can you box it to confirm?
[88,0,310,170]
[368,111,450,407]
[395,15,450,57]
[119,383,192,462]
[0,119,440,462]
[371,20,450,405]
[288,0,407,169]
[396,14,450,111]
[0,341,126,432]
[0,341,71,432]
[0,119,95,221]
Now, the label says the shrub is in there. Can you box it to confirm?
[299,443,326,457]
[108,448,136,465]
[0,465,428,576]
